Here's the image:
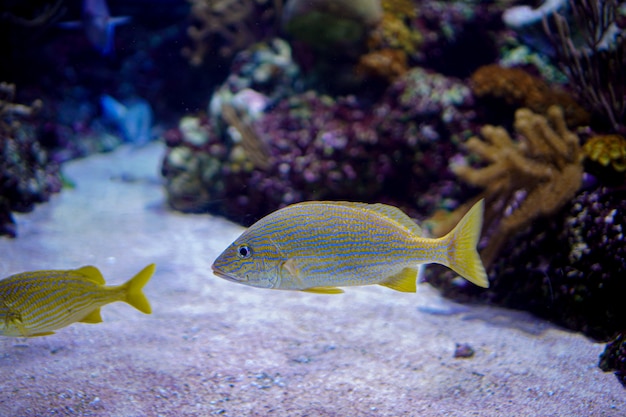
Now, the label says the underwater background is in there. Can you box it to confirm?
[1,0,625,415]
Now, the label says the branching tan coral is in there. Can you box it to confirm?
[451,106,583,267]
[183,0,281,66]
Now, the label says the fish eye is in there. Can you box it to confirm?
[237,244,252,259]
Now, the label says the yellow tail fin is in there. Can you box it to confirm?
[121,264,155,314]
[441,200,489,288]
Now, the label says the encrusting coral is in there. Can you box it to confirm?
[470,64,590,128]
[369,0,420,55]
[357,0,419,83]
[451,105,583,267]
[183,0,280,66]
[355,48,408,82]
[583,134,626,173]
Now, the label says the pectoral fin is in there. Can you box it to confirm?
[6,310,29,336]
[281,258,307,289]
[4,310,55,337]
[282,258,300,277]
[79,308,103,324]
[282,259,344,293]
[379,267,417,292]
[301,286,344,294]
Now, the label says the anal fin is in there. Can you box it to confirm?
[379,267,417,292]
[301,286,344,294]
[79,308,103,324]
[27,331,56,337]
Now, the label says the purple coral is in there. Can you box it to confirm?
[413,0,503,77]
[0,83,62,237]
[0,107,62,237]
[162,64,476,224]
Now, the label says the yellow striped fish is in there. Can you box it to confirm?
[0,264,155,337]
[212,200,488,293]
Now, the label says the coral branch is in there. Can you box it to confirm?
[452,106,584,267]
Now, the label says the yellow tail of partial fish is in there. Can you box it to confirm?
[441,200,489,288]
[120,264,155,314]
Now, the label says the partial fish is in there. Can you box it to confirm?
[0,264,155,337]
[212,200,488,294]
[59,0,130,55]
[101,95,154,144]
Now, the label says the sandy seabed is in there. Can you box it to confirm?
[0,143,623,417]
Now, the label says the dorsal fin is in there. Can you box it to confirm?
[74,266,105,284]
[313,201,423,236]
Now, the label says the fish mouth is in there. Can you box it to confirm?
[211,266,241,282]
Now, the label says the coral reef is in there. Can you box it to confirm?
[183,0,280,66]
[0,83,61,237]
[281,0,505,91]
[280,0,388,93]
[470,64,590,127]
[427,183,626,342]
[583,134,626,172]
[542,0,626,133]
[600,331,626,388]
[162,39,476,223]
[450,106,583,267]
[412,0,503,77]
[355,48,408,83]
[368,0,421,56]
[282,0,383,52]
[209,38,301,116]
[502,0,568,58]
[353,0,419,84]
[494,185,626,340]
